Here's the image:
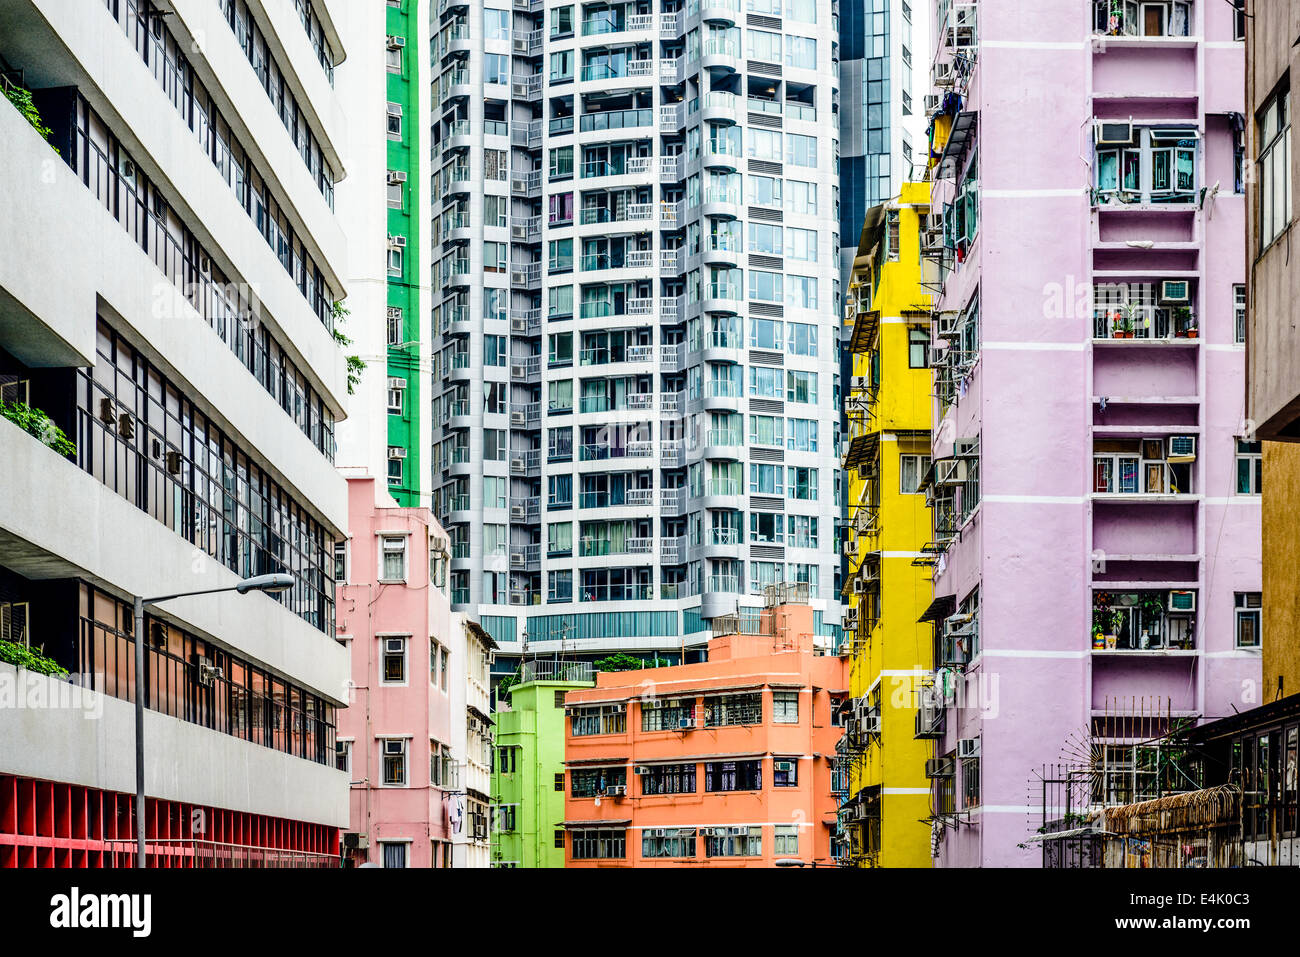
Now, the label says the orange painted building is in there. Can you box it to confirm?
[562,588,849,867]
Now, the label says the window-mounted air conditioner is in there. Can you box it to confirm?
[1167,435,1196,462]
[1159,280,1190,303]
[511,457,526,470]
[388,377,406,390]
[677,717,692,730]
[925,757,955,778]
[774,760,796,773]
[1095,119,1134,146]
[928,344,949,366]
[389,234,407,248]
[923,93,942,114]
[635,766,652,775]
[388,170,407,185]
[387,35,406,50]
[384,637,405,655]
[1168,590,1196,613]
[388,446,408,459]
[957,737,981,759]
[932,60,955,87]
[383,740,404,756]
[510,552,525,565]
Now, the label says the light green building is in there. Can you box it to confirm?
[490,663,594,868]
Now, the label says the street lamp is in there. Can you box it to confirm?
[132,572,294,868]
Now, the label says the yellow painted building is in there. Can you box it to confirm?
[839,182,935,867]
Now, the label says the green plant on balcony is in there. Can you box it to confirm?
[594,652,671,672]
[330,300,366,395]
[0,638,69,677]
[3,81,58,155]
[0,399,75,457]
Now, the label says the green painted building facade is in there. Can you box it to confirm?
[490,675,593,868]
[385,0,421,505]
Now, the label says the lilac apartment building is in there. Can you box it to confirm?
[918,0,1260,866]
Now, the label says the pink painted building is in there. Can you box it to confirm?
[335,476,458,868]
[916,0,1260,866]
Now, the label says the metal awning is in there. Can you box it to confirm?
[936,110,977,178]
[843,432,879,470]
[848,308,881,353]
[918,594,956,623]
[562,820,632,829]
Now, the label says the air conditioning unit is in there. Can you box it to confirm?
[342,832,369,850]
[1160,280,1191,303]
[384,637,405,655]
[1167,435,1197,462]
[677,717,692,730]
[388,446,408,459]
[389,235,407,248]
[510,505,525,520]
[727,826,747,836]
[387,35,406,50]
[957,737,981,759]
[861,710,881,734]
[923,93,942,114]
[383,740,404,756]
[932,60,955,87]
[708,827,729,838]
[928,344,949,366]
[609,703,625,712]
[165,450,183,476]
[511,457,526,471]
[935,458,968,485]
[648,828,666,837]
[926,757,955,778]
[635,766,652,775]
[511,411,526,426]
[510,552,525,565]
[849,375,868,392]
[1168,590,1196,613]
[387,377,406,390]
[1095,119,1134,146]
[852,579,868,595]
[774,760,796,773]
[935,311,959,336]
[511,317,527,334]
[387,170,407,184]
[511,364,527,378]
[606,785,626,797]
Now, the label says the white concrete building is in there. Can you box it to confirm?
[0,0,350,866]
[428,0,847,667]
[449,614,495,868]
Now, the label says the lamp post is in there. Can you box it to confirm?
[132,572,294,869]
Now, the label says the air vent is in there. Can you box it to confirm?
[747,14,782,29]
[748,254,783,271]
[747,159,783,176]
[750,544,786,560]
[748,206,783,223]
[749,495,785,512]
[748,60,782,77]
[749,301,784,318]
[750,398,784,415]
[748,350,783,365]
[748,112,782,129]
[749,446,785,463]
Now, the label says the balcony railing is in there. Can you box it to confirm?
[579,108,653,132]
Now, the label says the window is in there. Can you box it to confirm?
[484,334,506,367]
[773,824,799,855]
[748,175,782,207]
[388,454,403,487]
[788,467,818,500]
[641,701,697,733]
[496,746,518,774]
[962,756,981,808]
[381,842,408,868]
[786,370,817,404]
[785,180,816,215]
[642,828,697,859]
[484,8,510,39]
[1237,440,1262,495]
[1236,593,1262,648]
[381,738,408,786]
[548,569,572,602]
[387,176,403,208]
[1259,85,1293,250]
[746,29,781,62]
[549,145,574,179]
[773,690,799,724]
[381,536,408,581]
[704,760,762,792]
[570,767,628,797]
[787,322,818,356]
[900,454,930,494]
[381,636,407,683]
[386,102,402,137]
[909,328,929,368]
[387,306,403,345]
[1234,284,1247,344]
[333,541,348,583]
[785,227,818,262]
[387,245,403,277]
[570,704,626,736]
[785,133,818,168]
[550,5,574,36]
[704,692,762,727]
[335,739,352,774]
[571,829,626,860]
[785,36,815,70]
[549,49,574,82]
[483,242,506,274]
[387,380,405,415]
[705,826,761,857]
[386,42,402,73]
[484,53,508,85]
